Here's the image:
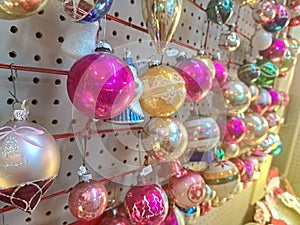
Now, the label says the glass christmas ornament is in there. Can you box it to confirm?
[206,0,234,25]
[176,58,213,102]
[193,50,216,78]
[251,29,273,56]
[222,80,252,115]
[249,84,260,101]
[219,25,241,51]
[79,0,113,23]
[124,183,169,225]
[251,0,276,24]
[142,0,183,55]
[243,112,269,146]
[161,203,185,225]
[213,60,229,88]
[67,51,135,119]
[139,65,186,117]
[99,208,131,225]
[68,179,108,220]
[238,62,261,85]
[262,4,290,32]
[224,116,247,143]
[259,39,288,63]
[264,112,280,132]
[179,206,200,225]
[288,0,300,26]
[142,117,188,162]
[0,103,60,213]
[256,60,279,86]
[268,89,282,112]
[250,88,272,115]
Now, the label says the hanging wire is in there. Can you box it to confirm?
[8,64,21,108]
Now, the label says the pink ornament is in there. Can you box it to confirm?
[67,52,135,119]
[250,88,272,115]
[213,60,228,88]
[168,169,206,208]
[161,204,185,225]
[68,180,108,221]
[279,90,289,107]
[240,156,260,183]
[176,58,213,102]
[268,89,282,112]
[230,158,247,177]
[224,116,247,143]
[265,112,280,132]
[259,39,288,63]
[200,201,212,216]
[124,184,169,225]
[100,209,131,225]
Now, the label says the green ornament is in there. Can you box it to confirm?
[238,63,261,85]
[206,0,234,25]
[256,60,279,86]
[215,148,225,160]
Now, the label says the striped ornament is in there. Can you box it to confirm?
[184,114,220,152]
[238,63,261,85]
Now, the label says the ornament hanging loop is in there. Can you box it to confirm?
[8,64,21,109]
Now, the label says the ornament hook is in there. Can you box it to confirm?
[8,64,21,109]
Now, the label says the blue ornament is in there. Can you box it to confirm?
[78,0,113,23]
[206,0,234,25]
[262,4,290,33]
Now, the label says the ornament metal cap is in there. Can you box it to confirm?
[148,59,161,67]
[95,40,113,53]
[10,99,29,121]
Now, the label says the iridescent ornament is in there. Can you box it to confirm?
[193,50,216,78]
[161,203,185,225]
[264,112,280,132]
[262,4,290,32]
[213,60,228,88]
[79,0,113,23]
[249,84,260,101]
[224,116,247,143]
[288,0,300,26]
[259,39,288,63]
[268,89,282,112]
[219,25,241,51]
[168,169,206,208]
[0,0,49,20]
[110,50,144,124]
[250,88,272,115]
[176,58,213,102]
[68,180,108,220]
[256,60,279,86]
[243,112,269,146]
[221,142,240,159]
[139,65,186,117]
[141,117,188,162]
[178,206,200,225]
[184,110,220,153]
[67,52,135,119]
[259,132,281,154]
[188,150,215,172]
[124,183,169,225]
[236,0,260,6]
[288,35,300,56]
[0,105,60,213]
[251,0,276,23]
[201,160,240,205]
[222,80,252,114]
[240,155,260,183]
[270,140,282,155]
[142,0,183,55]
[206,0,234,25]
[238,62,261,85]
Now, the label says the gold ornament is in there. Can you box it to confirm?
[140,65,186,117]
[0,0,49,20]
[142,0,183,55]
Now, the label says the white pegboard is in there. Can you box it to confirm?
[0,0,261,225]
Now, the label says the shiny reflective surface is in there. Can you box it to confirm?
[206,0,234,25]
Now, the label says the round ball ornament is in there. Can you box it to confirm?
[0,105,60,213]
[176,58,213,102]
[201,160,240,204]
[289,0,300,27]
[140,65,186,117]
[168,169,206,208]
[161,204,185,225]
[79,0,113,23]
[259,39,288,63]
[230,158,247,178]
[236,0,259,6]
[240,155,260,183]
[193,51,216,78]
[251,0,276,24]
[256,60,279,86]
[251,30,273,54]
[250,88,272,115]
[224,116,247,143]
[249,84,260,101]
[238,63,261,85]
[184,110,220,153]
[213,60,229,88]
[268,89,282,112]
[124,183,169,225]
[206,0,234,25]
[221,142,240,159]
[222,80,252,115]
[259,132,281,154]
[67,52,135,119]
[219,29,241,51]
[179,206,200,225]
[100,209,131,225]
[262,4,290,32]
[0,0,49,20]
[243,112,269,146]
[141,117,188,162]
[265,112,280,132]
[68,179,108,220]
[288,35,300,56]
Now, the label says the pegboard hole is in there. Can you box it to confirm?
[52,119,58,125]
[123,160,127,164]
[45,211,52,216]
[10,26,18,33]
[138,38,142,43]
[126,34,131,40]
[134,157,138,161]
[114,12,119,17]
[101,134,106,138]
[125,146,129,150]
[112,30,117,36]
[31,99,38,105]
[31,120,37,123]
[35,32,43,39]
[38,9,44,15]
[98,165,102,170]
[64,205,69,210]
[55,79,61,85]
[128,17,132,22]
[67,154,73,160]
[58,36,64,43]
[34,55,41,62]
[62,221,68,225]
[69,137,75,142]
[25,217,32,222]
[53,99,60,105]
[130,0,135,4]
[7,98,14,105]
[140,21,144,27]
[59,15,66,21]
[56,58,63,64]
[9,51,17,58]
[99,149,104,154]
[33,77,40,84]
[66,172,72,177]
